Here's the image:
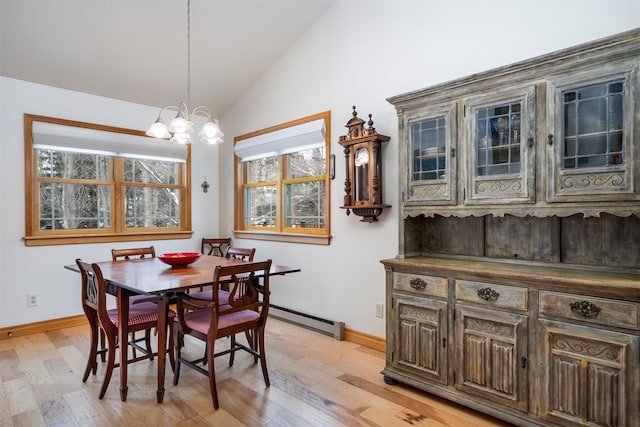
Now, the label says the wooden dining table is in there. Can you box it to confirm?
[65,255,300,403]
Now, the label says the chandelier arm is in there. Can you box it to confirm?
[190,106,213,120]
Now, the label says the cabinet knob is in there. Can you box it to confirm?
[477,287,500,301]
[547,134,554,145]
[409,278,427,290]
[569,300,601,317]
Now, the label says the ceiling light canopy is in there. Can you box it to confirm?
[146,0,224,145]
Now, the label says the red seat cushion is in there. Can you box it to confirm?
[107,301,175,327]
[181,308,259,335]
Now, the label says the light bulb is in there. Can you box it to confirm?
[170,116,192,134]
[146,119,170,138]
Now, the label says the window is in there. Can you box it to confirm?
[24,114,192,246]
[234,111,331,245]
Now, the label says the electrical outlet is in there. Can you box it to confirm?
[376,303,384,318]
[27,293,38,307]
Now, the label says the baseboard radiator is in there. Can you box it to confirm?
[269,304,345,340]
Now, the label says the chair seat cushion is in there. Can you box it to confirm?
[107,301,175,327]
[181,308,259,335]
[186,289,230,305]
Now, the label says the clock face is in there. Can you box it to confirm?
[355,148,369,166]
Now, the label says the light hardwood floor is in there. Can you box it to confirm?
[0,318,513,426]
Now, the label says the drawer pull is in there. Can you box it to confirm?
[521,357,527,369]
[569,300,601,317]
[477,287,500,301]
[409,278,427,290]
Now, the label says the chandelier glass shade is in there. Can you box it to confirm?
[146,0,224,145]
[147,102,224,145]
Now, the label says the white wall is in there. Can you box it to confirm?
[218,0,640,338]
[1,0,639,339]
[0,77,221,328]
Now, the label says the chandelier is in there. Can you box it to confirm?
[146,0,224,145]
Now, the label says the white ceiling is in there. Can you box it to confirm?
[0,0,334,117]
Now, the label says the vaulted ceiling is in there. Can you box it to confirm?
[0,0,334,117]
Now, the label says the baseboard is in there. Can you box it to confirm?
[0,315,87,340]
[344,328,386,352]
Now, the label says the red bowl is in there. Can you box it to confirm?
[158,252,201,267]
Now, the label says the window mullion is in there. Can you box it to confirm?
[277,154,284,231]
[113,157,123,232]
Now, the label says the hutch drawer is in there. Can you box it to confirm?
[455,280,528,312]
[539,290,640,330]
[393,272,448,298]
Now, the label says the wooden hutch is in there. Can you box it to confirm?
[381,29,640,427]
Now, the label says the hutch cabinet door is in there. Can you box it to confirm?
[402,103,458,206]
[454,304,528,412]
[538,320,639,427]
[392,294,448,385]
[546,63,640,203]
[463,86,536,205]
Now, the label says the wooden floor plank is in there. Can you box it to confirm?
[0,317,514,426]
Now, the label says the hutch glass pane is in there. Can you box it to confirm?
[411,117,447,181]
[476,102,521,176]
[562,79,625,169]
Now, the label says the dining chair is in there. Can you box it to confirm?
[172,259,273,409]
[111,246,159,357]
[111,246,156,260]
[201,237,231,257]
[188,246,257,361]
[76,259,176,399]
[188,246,256,301]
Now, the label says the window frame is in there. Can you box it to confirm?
[233,111,331,245]
[24,114,192,246]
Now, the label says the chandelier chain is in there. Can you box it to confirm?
[187,0,191,109]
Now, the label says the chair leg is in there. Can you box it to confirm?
[98,333,117,399]
[206,340,220,410]
[257,326,270,387]
[251,329,258,363]
[83,322,99,382]
[130,332,137,358]
[173,327,182,386]
[229,335,236,367]
[168,320,175,374]
[145,329,154,361]
[99,328,106,363]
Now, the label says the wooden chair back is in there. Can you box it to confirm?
[76,259,114,336]
[111,246,156,261]
[225,246,255,262]
[201,238,231,257]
